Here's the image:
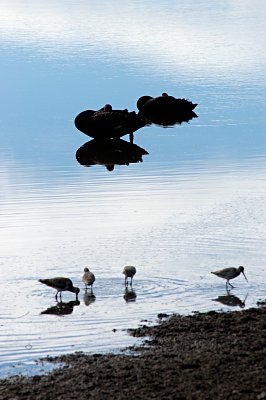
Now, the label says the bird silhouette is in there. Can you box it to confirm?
[74,104,148,142]
[123,266,137,286]
[211,266,248,288]
[82,267,95,292]
[39,277,80,300]
[137,92,197,126]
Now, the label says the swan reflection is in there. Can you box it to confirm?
[76,138,149,171]
[123,287,137,302]
[83,291,96,306]
[40,300,80,316]
[212,292,247,308]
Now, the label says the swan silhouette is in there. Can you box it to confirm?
[74,104,148,142]
[137,92,197,126]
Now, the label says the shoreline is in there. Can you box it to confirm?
[0,306,265,399]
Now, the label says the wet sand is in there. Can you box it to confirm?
[0,306,265,399]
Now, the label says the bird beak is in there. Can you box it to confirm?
[242,271,248,282]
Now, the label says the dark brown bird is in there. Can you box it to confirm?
[39,277,80,300]
[211,266,248,288]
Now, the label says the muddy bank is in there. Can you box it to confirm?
[0,307,265,399]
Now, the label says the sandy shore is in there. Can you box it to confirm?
[0,306,265,399]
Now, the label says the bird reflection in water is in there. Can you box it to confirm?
[76,138,149,171]
[123,287,137,303]
[83,291,96,306]
[212,291,248,308]
[137,92,198,127]
[40,300,80,316]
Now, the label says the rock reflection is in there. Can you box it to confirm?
[123,287,137,303]
[212,292,247,308]
[76,138,149,171]
[40,300,80,316]
[74,105,148,142]
[137,92,198,127]
[83,291,96,306]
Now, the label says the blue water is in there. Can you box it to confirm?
[0,0,266,378]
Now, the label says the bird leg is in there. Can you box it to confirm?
[227,281,234,289]
[129,132,134,144]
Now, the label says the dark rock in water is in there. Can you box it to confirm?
[257,299,266,307]
[76,138,149,171]
[137,92,198,126]
[74,104,148,140]
[157,313,170,320]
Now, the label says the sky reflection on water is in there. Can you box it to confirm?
[1,1,266,83]
[0,0,266,376]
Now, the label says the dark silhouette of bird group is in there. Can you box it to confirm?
[40,96,250,305]
[74,92,198,143]
[39,264,248,302]
[74,93,198,171]
[39,266,137,300]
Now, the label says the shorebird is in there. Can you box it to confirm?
[211,266,248,288]
[123,266,137,286]
[39,277,80,300]
[82,267,95,291]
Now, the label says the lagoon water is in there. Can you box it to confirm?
[0,1,266,377]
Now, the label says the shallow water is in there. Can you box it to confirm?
[0,0,266,377]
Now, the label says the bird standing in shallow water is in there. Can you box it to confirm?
[39,277,80,300]
[123,266,136,286]
[74,104,147,143]
[211,266,248,288]
[136,93,197,127]
[82,268,95,292]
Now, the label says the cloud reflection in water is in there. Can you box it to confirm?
[0,1,265,81]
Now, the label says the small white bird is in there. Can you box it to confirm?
[82,268,95,291]
[211,266,248,288]
[123,266,136,286]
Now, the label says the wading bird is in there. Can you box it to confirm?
[123,266,137,286]
[211,266,248,288]
[39,277,80,300]
[82,267,95,291]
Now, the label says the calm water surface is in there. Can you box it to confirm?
[0,1,266,377]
